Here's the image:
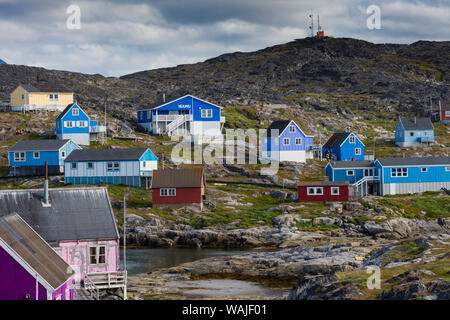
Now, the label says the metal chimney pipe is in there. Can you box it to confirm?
[44,162,49,206]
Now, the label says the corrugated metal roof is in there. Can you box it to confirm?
[19,83,72,93]
[0,187,119,243]
[399,118,434,130]
[151,168,204,188]
[65,148,148,161]
[323,132,351,148]
[0,214,74,290]
[297,181,349,186]
[377,157,450,166]
[9,139,71,152]
[328,160,375,168]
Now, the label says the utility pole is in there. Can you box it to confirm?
[123,190,128,300]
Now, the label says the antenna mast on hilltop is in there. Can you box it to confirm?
[309,11,314,37]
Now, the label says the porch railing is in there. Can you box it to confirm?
[86,270,127,290]
[84,274,100,300]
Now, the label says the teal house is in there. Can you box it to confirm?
[395,117,434,147]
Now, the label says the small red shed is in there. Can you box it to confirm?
[431,104,450,123]
[297,181,355,202]
[151,168,205,210]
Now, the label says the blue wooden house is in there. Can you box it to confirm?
[395,117,434,147]
[374,157,450,195]
[262,120,314,163]
[64,148,158,187]
[322,132,365,161]
[8,139,80,176]
[137,95,225,143]
[56,103,106,146]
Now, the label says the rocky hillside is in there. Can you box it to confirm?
[0,37,448,122]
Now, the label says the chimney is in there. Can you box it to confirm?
[163,93,166,103]
[414,116,417,124]
[42,162,50,207]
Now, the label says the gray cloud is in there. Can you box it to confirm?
[0,0,448,76]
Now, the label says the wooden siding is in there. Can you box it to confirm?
[298,185,351,202]
[29,92,73,107]
[10,86,29,107]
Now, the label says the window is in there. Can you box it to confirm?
[21,94,25,100]
[346,170,354,176]
[87,162,93,169]
[355,148,361,155]
[142,161,146,168]
[33,152,40,159]
[289,125,295,133]
[61,151,66,158]
[421,167,428,173]
[307,187,323,195]
[446,167,450,172]
[349,136,356,144]
[391,168,407,177]
[409,132,414,137]
[72,108,79,116]
[89,246,106,265]
[54,94,59,101]
[49,94,54,101]
[445,111,450,117]
[201,109,212,118]
[160,188,176,197]
[295,138,302,145]
[65,121,74,128]
[14,152,25,161]
[331,187,340,195]
[423,132,428,137]
[107,162,120,171]
[364,169,374,176]
[78,121,87,127]
[71,162,77,169]
[283,138,290,145]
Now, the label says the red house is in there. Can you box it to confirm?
[297,181,356,202]
[431,103,450,123]
[151,168,205,210]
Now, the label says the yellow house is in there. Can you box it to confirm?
[10,83,74,112]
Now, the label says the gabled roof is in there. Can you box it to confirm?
[399,118,434,131]
[376,157,450,167]
[65,148,150,162]
[56,103,86,121]
[139,94,223,111]
[18,83,72,93]
[9,139,72,152]
[328,160,375,169]
[297,181,350,186]
[0,187,119,242]
[266,120,312,138]
[0,214,74,291]
[151,168,204,188]
[324,132,358,148]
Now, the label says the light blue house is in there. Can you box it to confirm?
[374,157,450,195]
[8,139,81,176]
[56,103,106,146]
[137,95,225,143]
[64,148,158,187]
[322,132,365,161]
[395,117,434,147]
[262,120,314,162]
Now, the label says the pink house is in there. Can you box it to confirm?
[0,187,125,296]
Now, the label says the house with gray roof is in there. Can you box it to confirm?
[10,83,74,112]
[0,187,122,288]
[64,148,158,187]
[322,132,365,161]
[8,139,81,176]
[395,117,435,147]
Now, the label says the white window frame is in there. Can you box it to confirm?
[61,151,66,158]
[289,125,295,133]
[33,151,40,159]
[364,168,374,177]
[107,162,120,172]
[423,131,428,137]
[87,162,94,169]
[65,121,74,128]
[160,188,176,197]
[315,187,323,195]
[14,152,25,162]
[355,148,361,155]
[295,138,302,145]
[421,167,428,173]
[331,187,340,195]
[88,245,107,266]
[446,167,450,172]
[283,138,290,145]
[71,162,77,169]
[78,120,87,128]
[391,167,408,177]
[54,93,59,101]
[201,109,212,118]
[307,187,316,195]
[445,111,450,117]
[72,108,79,116]
[49,93,54,101]
[346,170,354,176]
[349,136,356,144]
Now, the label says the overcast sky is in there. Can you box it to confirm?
[0,0,448,76]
